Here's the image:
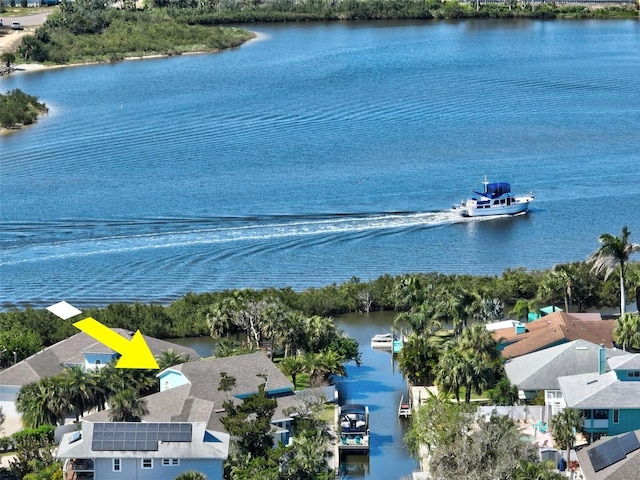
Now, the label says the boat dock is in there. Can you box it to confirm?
[398,395,412,418]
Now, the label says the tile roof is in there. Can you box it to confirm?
[0,330,200,387]
[493,312,616,359]
[576,430,640,480]
[504,340,626,391]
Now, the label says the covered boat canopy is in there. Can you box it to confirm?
[475,182,511,199]
[341,404,368,415]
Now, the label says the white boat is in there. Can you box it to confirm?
[338,404,370,453]
[371,333,396,349]
[454,176,534,217]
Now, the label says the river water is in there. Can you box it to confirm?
[169,311,417,479]
[1,20,640,309]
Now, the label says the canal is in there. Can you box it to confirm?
[169,311,417,479]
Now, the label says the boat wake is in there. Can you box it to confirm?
[2,210,468,266]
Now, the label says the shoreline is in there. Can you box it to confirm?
[1,30,265,78]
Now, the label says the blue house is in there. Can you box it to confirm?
[558,352,640,443]
[57,421,229,480]
[82,352,300,447]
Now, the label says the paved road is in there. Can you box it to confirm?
[1,11,50,26]
[0,12,49,54]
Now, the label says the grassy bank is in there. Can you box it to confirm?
[13,7,254,65]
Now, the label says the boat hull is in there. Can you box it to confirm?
[460,196,533,217]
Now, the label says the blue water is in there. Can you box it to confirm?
[169,312,418,479]
[1,20,640,309]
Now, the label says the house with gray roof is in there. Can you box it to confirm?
[57,421,229,480]
[83,352,300,445]
[0,330,199,416]
[504,340,626,414]
[558,352,640,442]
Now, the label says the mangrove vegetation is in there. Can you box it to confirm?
[0,89,48,129]
[8,0,638,66]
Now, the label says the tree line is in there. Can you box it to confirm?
[8,0,638,66]
[1,229,639,367]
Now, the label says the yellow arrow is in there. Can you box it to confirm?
[73,317,159,370]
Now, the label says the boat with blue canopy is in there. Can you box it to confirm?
[454,176,534,217]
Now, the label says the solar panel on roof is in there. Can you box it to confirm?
[619,432,640,455]
[91,423,193,452]
[588,437,626,472]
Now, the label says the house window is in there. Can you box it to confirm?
[594,410,608,420]
[613,410,619,424]
[162,459,180,466]
[141,459,153,469]
[95,359,101,366]
[112,458,121,472]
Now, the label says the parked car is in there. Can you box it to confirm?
[11,22,23,30]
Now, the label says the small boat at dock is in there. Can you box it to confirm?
[398,395,412,418]
[371,333,396,350]
[454,175,534,218]
[338,404,370,454]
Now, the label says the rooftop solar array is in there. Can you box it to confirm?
[588,432,640,472]
[91,423,192,452]
[619,431,640,455]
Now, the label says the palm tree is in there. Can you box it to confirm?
[588,226,640,315]
[459,349,494,403]
[174,472,207,480]
[436,346,466,402]
[551,265,576,313]
[60,365,99,421]
[279,355,306,388]
[458,323,500,363]
[205,296,241,339]
[613,313,640,351]
[394,306,436,337]
[551,408,583,469]
[213,338,256,358]
[510,299,531,322]
[108,389,149,422]
[302,315,337,353]
[274,311,305,358]
[156,349,191,370]
[398,334,440,386]
[316,350,347,380]
[16,377,70,428]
